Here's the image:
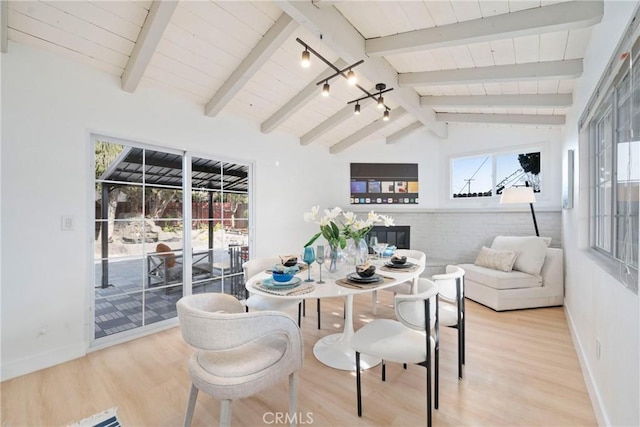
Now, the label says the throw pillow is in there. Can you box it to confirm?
[156,243,176,268]
[474,246,519,272]
[491,236,548,275]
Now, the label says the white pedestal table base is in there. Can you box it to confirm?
[312,294,381,371]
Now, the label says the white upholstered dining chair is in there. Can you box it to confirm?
[432,265,466,379]
[243,257,304,326]
[371,249,427,315]
[177,293,303,427]
[352,278,440,427]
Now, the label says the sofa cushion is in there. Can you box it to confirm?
[491,236,548,275]
[156,243,177,268]
[461,263,543,290]
[474,246,519,272]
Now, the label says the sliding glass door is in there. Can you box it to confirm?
[92,136,250,342]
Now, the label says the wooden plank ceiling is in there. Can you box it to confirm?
[3,0,602,153]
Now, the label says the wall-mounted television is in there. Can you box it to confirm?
[350,163,419,204]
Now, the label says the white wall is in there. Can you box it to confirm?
[2,41,562,383]
[560,2,640,426]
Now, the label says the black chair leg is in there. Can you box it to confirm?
[403,363,407,370]
[356,352,362,417]
[462,294,466,365]
[317,299,321,330]
[426,356,432,427]
[297,303,302,327]
[458,324,463,379]
[462,311,466,365]
[435,341,439,409]
[381,360,386,381]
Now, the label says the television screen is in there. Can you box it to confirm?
[350,163,419,205]
[350,181,367,193]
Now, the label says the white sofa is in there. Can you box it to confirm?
[458,236,564,311]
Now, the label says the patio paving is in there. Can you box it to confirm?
[94,250,245,339]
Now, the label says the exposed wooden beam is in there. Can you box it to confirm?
[300,84,379,145]
[261,59,347,133]
[436,113,566,125]
[366,0,603,56]
[121,0,178,93]
[300,104,353,146]
[205,13,297,117]
[277,1,447,139]
[330,108,407,154]
[386,121,424,144]
[400,59,583,87]
[421,94,573,108]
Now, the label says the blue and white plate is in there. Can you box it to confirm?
[261,276,302,289]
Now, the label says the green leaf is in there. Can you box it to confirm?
[304,232,322,248]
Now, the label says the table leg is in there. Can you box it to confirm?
[313,294,381,371]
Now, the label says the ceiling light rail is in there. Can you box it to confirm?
[297,38,393,118]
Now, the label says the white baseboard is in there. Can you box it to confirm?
[0,343,86,382]
[564,303,609,426]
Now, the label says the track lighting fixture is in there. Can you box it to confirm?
[347,69,357,85]
[322,82,330,97]
[346,83,394,120]
[301,49,310,68]
[297,38,394,121]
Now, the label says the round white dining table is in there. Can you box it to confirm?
[244,256,425,371]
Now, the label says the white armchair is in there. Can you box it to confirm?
[177,293,303,427]
[459,236,563,311]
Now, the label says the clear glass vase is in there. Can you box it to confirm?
[354,238,369,265]
[328,244,345,273]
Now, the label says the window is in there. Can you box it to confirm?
[585,38,639,278]
[451,151,541,199]
[93,136,250,341]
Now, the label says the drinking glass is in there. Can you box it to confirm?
[302,246,315,282]
[369,236,379,258]
[374,242,388,260]
[315,244,325,284]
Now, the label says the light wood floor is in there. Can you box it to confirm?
[1,292,596,427]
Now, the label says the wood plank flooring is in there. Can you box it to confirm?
[1,292,596,426]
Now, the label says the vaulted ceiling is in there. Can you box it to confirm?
[2,1,603,153]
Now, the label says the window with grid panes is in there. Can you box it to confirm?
[587,36,639,285]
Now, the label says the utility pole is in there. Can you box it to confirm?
[464,178,475,194]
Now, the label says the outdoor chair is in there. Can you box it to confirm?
[147,244,212,288]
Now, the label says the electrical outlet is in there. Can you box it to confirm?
[596,338,601,360]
